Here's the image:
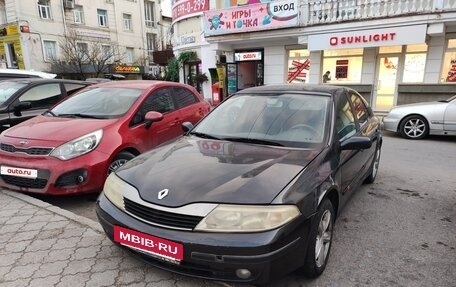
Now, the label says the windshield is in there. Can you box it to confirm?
[0,81,27,105]
[193,93,331,148]
[51,87,142,118]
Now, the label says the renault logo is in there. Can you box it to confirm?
[158,189,169,200]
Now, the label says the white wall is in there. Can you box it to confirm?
[264,45,286,84]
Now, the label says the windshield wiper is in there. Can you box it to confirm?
[44,110,56,117]
[189,131,220,140]
[221,137,283,146]
[57,113,102,119]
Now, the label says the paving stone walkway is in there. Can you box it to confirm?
[0,190,230,287]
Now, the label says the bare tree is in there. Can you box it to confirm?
[51,29,124,79]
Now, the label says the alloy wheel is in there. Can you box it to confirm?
[403,118,426,138]
[315,209,332,268]
[108,159,129,174]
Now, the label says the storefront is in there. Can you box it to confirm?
[0,24,25,69]
[297,25,429,111]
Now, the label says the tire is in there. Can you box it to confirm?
[108,151,136,174]
[364,144,381,184]
[298,199,334,278]
[399,115,428,139]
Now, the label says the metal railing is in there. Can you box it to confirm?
[306,0,456,24]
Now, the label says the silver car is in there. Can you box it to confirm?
[383,95,456,139]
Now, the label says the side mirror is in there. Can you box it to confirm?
[12,101,32,116]
[144,111,164,129]
[182,121,194,134]
[340,136,372,150]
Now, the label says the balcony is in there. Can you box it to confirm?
[306,0,456,25]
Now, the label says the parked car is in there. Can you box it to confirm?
[0,78,91,132]
[383,95,456,139]
[96,84,382,285]
[0,69,57,80]
[0,80,211,195]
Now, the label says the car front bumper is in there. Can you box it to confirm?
[0,150,109,195]
[96,192,313,285]
[382,115,400,132]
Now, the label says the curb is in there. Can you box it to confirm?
[2,189,104,233]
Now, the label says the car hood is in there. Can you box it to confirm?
[390,101,447,113]
[2,115,117,142]
[116,137,322,206]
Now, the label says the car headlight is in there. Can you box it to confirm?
[50,130,103,160]
[103,173,126,210]
[195,204,300,232]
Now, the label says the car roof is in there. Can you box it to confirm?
[0,69,57,79]
[236,84,348,96]
[0,78,90,84]
[91,80,194,90]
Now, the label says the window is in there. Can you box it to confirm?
[323,49,363,84]
[350,93,369,126]
[126,47,134,64]
[102,45,112,62]
[287,49,310,83]
[43,40,57,61]
[145,1,155,28]
[336,94,356,141]
[63,83,87,95]
[403,44,427,83]
[146,33,156,53]
[19,84,62,109]
[77,42,89,62]
[98,9,108,27]
[173,87,197,108]
[441,39,456,83]
[38,0,51,20]
[123,13,132,31]
[136,89,174,122]
[73,6,84,24]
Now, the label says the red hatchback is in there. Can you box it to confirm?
[0,80,210,195]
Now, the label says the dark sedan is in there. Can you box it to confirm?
[96,84,382,284]
[0,78,91,132]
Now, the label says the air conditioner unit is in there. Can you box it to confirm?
[64,0,74,9]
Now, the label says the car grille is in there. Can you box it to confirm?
[124,198,204,230]
[1,175,48,189]
[0,143,53,156]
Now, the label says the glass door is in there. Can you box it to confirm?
[374,55,399,111]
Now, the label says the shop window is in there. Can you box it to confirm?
[441,39,456,83]
[322,49,363,83]
[287,49,310,83]
[403,44,427,83]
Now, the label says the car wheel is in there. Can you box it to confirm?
[399,115,428,139]
[298,199,334,278]
[364,144,381,184]
[108,151,136,174]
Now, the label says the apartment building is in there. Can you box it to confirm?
[172,0,456,110]
[0,0,166,79]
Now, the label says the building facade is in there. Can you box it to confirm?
[171,0,456,111]
[0,0,167,79]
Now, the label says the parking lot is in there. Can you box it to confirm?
[30,131,456,286]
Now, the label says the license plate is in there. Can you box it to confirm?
[114,226,184,264]
[1,166,38,179]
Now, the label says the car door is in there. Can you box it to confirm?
[172,87,207,124]
[129,87,183,151]
[348,92,379,171]
[336,92,368,200]
[8,82,63,128]
[443,98,456,131]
